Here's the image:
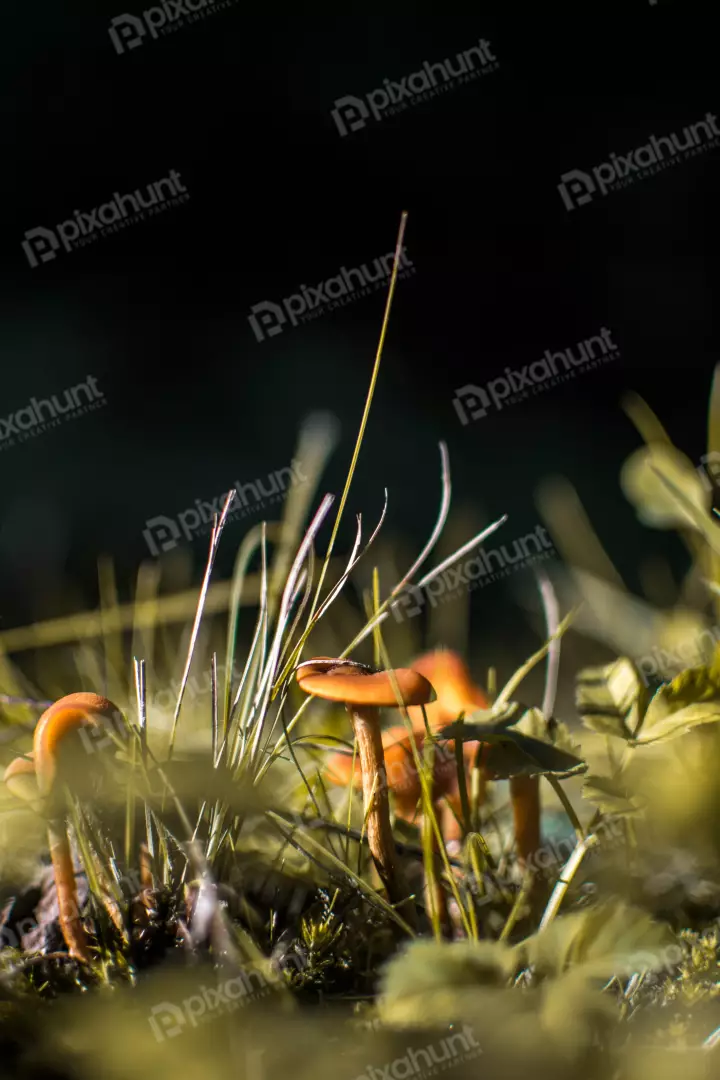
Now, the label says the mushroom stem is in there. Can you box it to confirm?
[509,775,541,868]
[33,692,124,964]
[296,658,432,932]
[47,818,93,964]
[3,748,92,963]
[347,704,416,929]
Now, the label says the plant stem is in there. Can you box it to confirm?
[545,773,585,842]
[538,832,599,931]
[308,212,409,622]
[453,718,471,836]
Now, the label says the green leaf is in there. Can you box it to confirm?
[637,647,720,740]
[381,939,517,996]
[633,700,720,745]
[524,899,676,981]
[378,939,519,1026]
[438,723,586,778]
[620,443,711,531]
[463,700,527,728]
[379,937,526,1028]
[663,648,720,706]
[582,774,640,816]
[576,658,646,741]
[540,969,620,1060]
[514,707,582,759]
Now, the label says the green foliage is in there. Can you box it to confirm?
[620,443,711,531]
[438,715,587,779]
[522,899,676,981]
[576,657,647,741]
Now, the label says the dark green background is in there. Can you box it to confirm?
[0,1,715,695]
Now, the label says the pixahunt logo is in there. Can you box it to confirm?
[635,623,720,687]
[149,955,306,1043]
[248,247,415,343]
[558,111,720,211]
[331,38,498,137]
[22,170,189,268]
[392,526,555,622]
[350,1026,482,1080]
[143,459,307,556]
[0,376,106,452]
[453,327,620,425]
[109,0,237,54]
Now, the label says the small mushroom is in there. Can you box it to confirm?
[4,692,126,964]
[325,724,459,822]
[296,657,434,926]
[407,650,491,842]
[410,650,542,868]
[408,650,490,733]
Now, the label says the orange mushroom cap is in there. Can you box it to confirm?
[407,650,489,731]
[34,692,124,797]
[295,657,435,709]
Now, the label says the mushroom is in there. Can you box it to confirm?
[324,722,459,936]
[296,657,434,926]
[410,650,542,869]
[407,650,491,842]
[325,724,459,823]
[4,692,126,964]
[408,650,490,733]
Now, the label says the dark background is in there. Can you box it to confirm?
[0,0,716,684]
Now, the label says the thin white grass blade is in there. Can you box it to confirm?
[537,568,561,724]
[248,495,335,767]
[168,490,236,758]
[413,514,509,591]
[391,442,451,597]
